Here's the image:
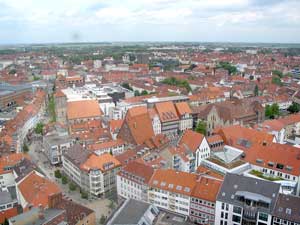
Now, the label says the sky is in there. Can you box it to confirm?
[0,0,300,44]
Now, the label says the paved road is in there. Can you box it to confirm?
[28,140,115,224]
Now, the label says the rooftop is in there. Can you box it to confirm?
[107,199,155,225]
[218,173,280,214]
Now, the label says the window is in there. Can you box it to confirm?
[233,206,242,214]
[232,215,241,223]
[276,163,284,170]
[222,203,225,210]
[221,212,224,218]
[258,212,268,222]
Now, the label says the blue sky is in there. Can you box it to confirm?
[0,0,300,44]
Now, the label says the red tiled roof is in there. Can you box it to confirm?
[80,153,121,172]
[119,161,154,183]
[191,176,222,202]
[0,153,29,174]
[67,100,102,120]
[155,101,179,122]
[0,207,18,224]
[18,171,61,209]
[149,169,198,195]
[179,130,204,152]
[175,102,192,116]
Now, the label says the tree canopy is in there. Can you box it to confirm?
[287,102,300,114]
[121,83,133,91]
[34,122,44,135]
[195,121,206,135]
[272,75,282,86]
[217,61,238,75]
[162,77,192,92]
[265,103,280,119]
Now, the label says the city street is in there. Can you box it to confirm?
[28,140,115,223]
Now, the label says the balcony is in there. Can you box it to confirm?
[242,206,257,221]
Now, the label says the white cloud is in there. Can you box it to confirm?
[0,0,299,43]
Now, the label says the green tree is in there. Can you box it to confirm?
[254,85,259,96]
[272,70,283,78]
[134,90,140,96]
[34,122,44,135]
[80,189,88,199]
[272,76,282,86]
[287,102,300,114]
[62,176,68,184]
[121,83,133,91]
[217,61,237,75]
[141,90,148,95]
[162,77,191,92]
[54,170,62,178]
[48,95,56,122]
[23,143,29,153]
[195,121,206,135]
[108,200,115,210]
[265,103,280,119]
[99,215,106,224]
[9,69,16,74]
[69,182,76,191]
[33,75,40,81]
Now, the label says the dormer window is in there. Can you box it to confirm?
[276,163,284,170]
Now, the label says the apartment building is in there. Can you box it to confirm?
[214,125,300,195]
[175,102,193,132]
[0,153,28,189]
[117,161,154,202]
[87,139,125,156]
[215,173,280,225]
[190,176,222,225]
[272,194,300,225]
[148,169,197,216]
[43,134,73,165]
[178,130,210,168]
[155,102,180,138]
[0,90,46,152]
[118,106,155,145]
[148,108,161,136]
[62,145,121,197]
[161,146,196,173]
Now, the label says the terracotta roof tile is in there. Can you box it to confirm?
[191,176,222,202]
[155,101,179,122]
[18,171,61,209]
[80,153,121,172]
[67,100,102,120]
[149,169,198,195]
[175,102,192,116]
[179,130,204,152]
[119,161,154,183]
